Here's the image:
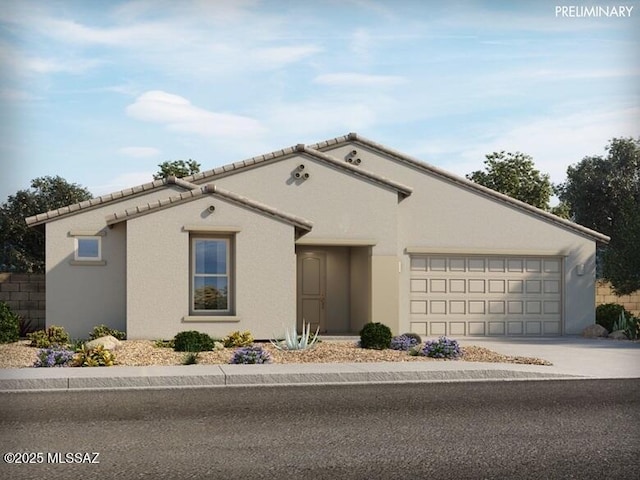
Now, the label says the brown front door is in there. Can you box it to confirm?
[297,251,327,333]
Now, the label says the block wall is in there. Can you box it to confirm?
[0,273,46,331]
[596,280,640,317]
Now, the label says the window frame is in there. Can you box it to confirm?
[190,236,234,315]
[74,236,102,261]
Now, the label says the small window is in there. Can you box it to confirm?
[191,237,233,313]
[75,237,101,261]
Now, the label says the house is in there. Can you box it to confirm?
[25,133,609,340]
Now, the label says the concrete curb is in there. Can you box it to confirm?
[0,362,583,392]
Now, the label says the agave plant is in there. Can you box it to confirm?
[611,311,639,340]
[270,321,319,351]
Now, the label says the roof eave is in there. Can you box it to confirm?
[313,133,609,244]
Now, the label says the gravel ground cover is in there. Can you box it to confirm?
[0,340,552,368]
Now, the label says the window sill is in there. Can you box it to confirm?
[182,315,240,323]
[69,260,107,266]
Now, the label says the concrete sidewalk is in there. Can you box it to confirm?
[1,336,638,392]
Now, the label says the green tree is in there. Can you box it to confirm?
[0,176,93,273]
[466,151,553,210]
[153,159,201,180]
[556,137,640,294]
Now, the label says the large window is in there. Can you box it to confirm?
[192,237,232,313]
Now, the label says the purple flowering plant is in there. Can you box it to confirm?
[229,346,271,364]
[421,337,462,359]
[33,347,75,367]
[390,334,420,351]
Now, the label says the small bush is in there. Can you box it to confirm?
[72,345,115,367]
[173,330,215,352]
[154,339,174,349]
[359,322,392,350]
[68,338,86,352]
[611,311,639,340]
[33,347,75,367]
[402,332,422,344]
[596,303,632,333]
[224,330,254,348]
[390,334,420,351]
[182,352,200,365]
[27,325,70,348]
[19,317,35,337]
[0,301,20,344]
[230,346,271,364]
[89,324,126,341]
[422,337,461,359]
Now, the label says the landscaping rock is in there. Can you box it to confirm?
[608,330,628,340]
[582,324,608,338]
[85,335,122,351]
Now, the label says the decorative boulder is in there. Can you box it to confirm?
[581,324,608,338]
[85,335,122,351]
[608,330,629,340]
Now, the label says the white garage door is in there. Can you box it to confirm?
[409,255,562,336]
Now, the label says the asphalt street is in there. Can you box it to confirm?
[1,380,639,479]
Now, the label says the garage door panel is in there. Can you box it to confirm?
[488,322,505,335]
[507,321,524,335]
[450,322,466,335]
[430,279,447,293]
[430,322,447,335]
[409,254,562,337]
[526,321,542,335]
[468,322,486,335]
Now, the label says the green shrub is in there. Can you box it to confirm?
[182,352,200,365]
[359,322,392,350]
[224,330,254,348]
[611,311,639,340]
[0,302,20,344]
[173,330,215,352]
[72,344,115,367]
[89,324,126,341]
[27,325,70,348]
[596,303,632,333]
[154,339,174,348]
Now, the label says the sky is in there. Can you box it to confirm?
[1,0,639,204]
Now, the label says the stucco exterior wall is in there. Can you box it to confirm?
[43,186,186,339]
[212,154,400,256]
[323,143,598,335]
[125,194,297,340]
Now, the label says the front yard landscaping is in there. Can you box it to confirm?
[0,338,552,368]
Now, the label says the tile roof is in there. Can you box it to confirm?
[25,177,183,227]
[309,133,611,244]
[105,181,313,233]
[25,140,411,227]
[183,144,413,197]
[24,131,610,244]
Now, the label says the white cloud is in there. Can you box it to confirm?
[126,90,266,137]
[314,73,406,87]
[23,56,104,75]
[253,45,322,68]
[118,146,161,158]
[350,28,372,60]
[456,106,640,184]
[266,100,377,137]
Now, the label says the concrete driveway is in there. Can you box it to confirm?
[460,335,640,379]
